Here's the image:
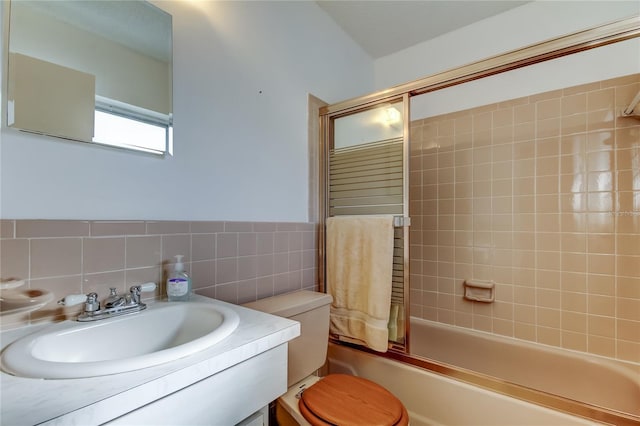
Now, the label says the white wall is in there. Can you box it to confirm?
[375,1,640,91]
[0,1,373,221]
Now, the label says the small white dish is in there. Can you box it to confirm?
[0,288,53,316]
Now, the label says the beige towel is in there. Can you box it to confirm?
[326,215,394,352]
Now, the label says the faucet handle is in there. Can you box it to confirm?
[57,292,100,312]
[129,282,157,294]
[139,282,157,293]
[85,292,100,312]
[58,293,89,307]
[129,282,156,305]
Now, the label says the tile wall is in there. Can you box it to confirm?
[409,74,640,363]
[0,220,318,329]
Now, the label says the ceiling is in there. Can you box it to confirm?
[316,1,531,59]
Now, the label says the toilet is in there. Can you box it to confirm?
[244,290,409,426]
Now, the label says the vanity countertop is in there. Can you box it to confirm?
[0,295,300,425]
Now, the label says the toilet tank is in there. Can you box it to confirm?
[243,291,333,387]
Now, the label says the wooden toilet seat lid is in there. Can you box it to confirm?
[299,374,408,426]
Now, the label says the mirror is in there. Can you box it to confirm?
[6,0,172,154]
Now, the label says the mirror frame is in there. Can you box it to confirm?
[1,0,173,156]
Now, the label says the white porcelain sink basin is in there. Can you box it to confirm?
[1,302,240,379]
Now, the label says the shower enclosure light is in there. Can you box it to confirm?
[384,107,402,125]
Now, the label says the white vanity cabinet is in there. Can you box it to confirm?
[108,345,286,425]
[0,296,299,426]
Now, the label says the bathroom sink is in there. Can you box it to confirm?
[1,302,240,379]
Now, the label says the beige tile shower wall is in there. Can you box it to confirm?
[409,74,640,364]
[0,220,318,329]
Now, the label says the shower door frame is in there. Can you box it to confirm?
[319,93,411,352]
[318,14,640,426]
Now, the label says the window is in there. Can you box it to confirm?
[93,96,172,155]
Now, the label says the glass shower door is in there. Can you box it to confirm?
[322,96,410,351]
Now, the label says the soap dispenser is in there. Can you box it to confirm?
[167,255,191,301]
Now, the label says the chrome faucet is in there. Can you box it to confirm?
[58,282,157,322]
[103,287,125,309]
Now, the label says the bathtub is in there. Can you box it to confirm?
[409,317,640,418]
[326,318,640,425]
[327,343,598,425]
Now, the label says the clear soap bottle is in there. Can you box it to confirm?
[167,255,191,301]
